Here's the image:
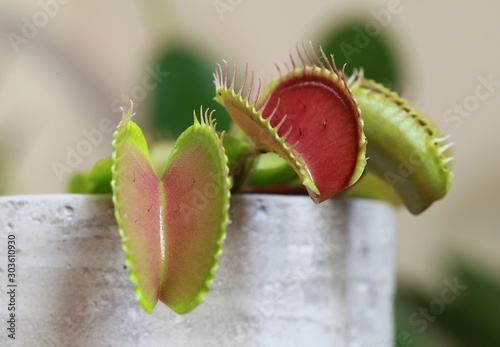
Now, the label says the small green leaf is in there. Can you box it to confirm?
[67,172,93,194]
[246,153,299,187]
[67,157,113,194]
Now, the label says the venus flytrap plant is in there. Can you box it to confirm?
[215,43,452,214]
[348,74,454,214]
[111,104,230,314]
[68,43,453,315]
[214,43,367,203]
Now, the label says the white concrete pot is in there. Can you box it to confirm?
[0,194,395,347]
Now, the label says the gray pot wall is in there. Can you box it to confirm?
[0,194,395,347]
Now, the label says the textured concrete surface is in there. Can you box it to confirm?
[0,194,395,347]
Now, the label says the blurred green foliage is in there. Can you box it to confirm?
[148,46,232,139]
[67,157,112,194]
[318,19,403,92]
[396,263,500,347]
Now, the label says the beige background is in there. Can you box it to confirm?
[0,0,498,303]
